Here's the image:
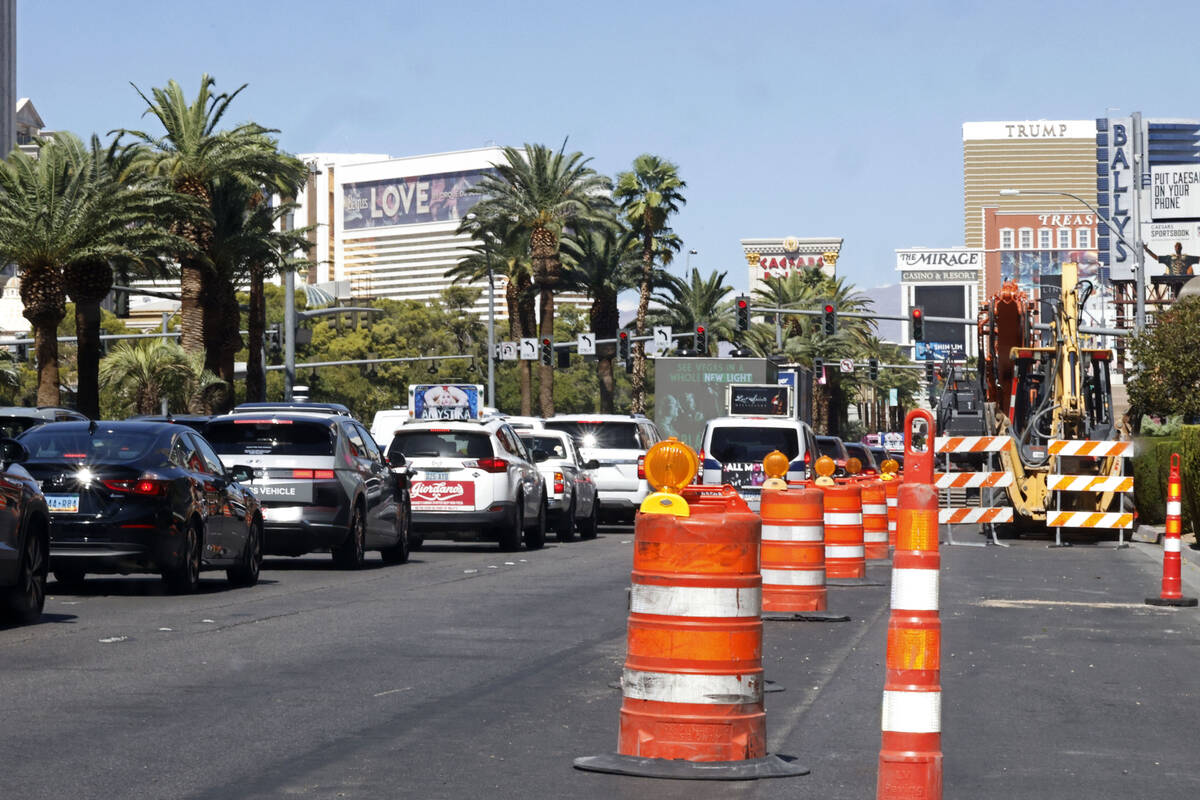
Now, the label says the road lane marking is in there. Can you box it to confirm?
[373,687,413,698]
[978,599,1156,609]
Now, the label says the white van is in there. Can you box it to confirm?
[370,407,412,450]
[699,417,819,511]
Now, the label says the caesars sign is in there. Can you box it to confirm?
[343,169,494,230]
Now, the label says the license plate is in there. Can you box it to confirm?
[46,494,80,514]
[423,471,449,481]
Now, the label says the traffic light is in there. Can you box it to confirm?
[736,296,750,332]
[868,357,879,381]
[925,360,935,386]
[910,306,925,342]
[694,325,707,355]
[813,357,824,374]
[557,348,570,369]
[618,331,630,361]
[540,337,553,367]
[822,303,837,336]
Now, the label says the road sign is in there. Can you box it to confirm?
[499,342,517,361]
[889,387,898,407]
[652,326,672,356]
[519,338,538,361]
[577,332,596,355]
[839,358,855,373]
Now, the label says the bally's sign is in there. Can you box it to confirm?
[895,249,982,272]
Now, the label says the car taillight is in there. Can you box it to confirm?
[291,469,335,479]
[553,472,564,494]
[804,452,811,463]
[637,455,645,480]
[103,478,169,496]
[475,457,509,473]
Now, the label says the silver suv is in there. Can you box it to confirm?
[543,414,662,524]
[204,412,410,568]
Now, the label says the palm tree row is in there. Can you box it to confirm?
[0,75,310,417]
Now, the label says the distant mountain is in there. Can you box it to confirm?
[861,283,902,342]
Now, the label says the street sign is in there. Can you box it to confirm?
[499,342,517,361]
[519,338,538,361]
[577,332,596,355]
[889,387,899,407]
[652,326,672,356]
[839,358,855,373]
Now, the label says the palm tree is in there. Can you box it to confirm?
[651,267,735,356]
[99,339,189,415]
[561,222,639,412]
[615,155,686,413]
[469,143,611,416]
[0,133,185,408]
[120,74,305,375]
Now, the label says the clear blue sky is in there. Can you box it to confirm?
[15,0,1200,292]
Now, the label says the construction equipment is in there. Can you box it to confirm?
[943,262,1130,537]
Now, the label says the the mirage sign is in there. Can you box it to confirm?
[895,249,983,271]
[342,169,493,230]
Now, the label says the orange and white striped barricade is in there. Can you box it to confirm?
[819,482,876,585]
[760,484,849,622]
[862,480,890,561]
[878,409,942,799]
[884,478,901,551]
[1146,454,1197,607]
[933,435,1016,547]
[1045,438,1136,548]
[575,484,808,779]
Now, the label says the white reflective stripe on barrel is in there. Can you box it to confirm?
[888,520,897,531]
[864,531,889,542]
[862,504,888,515]
[1165,537,1182,553]
[622,668,763,704]
[1167,501,1182,517]
[886,497,898,507]
[824,512,862,526]
[826,544,864,558]
[761,568,825,586]
[890,568,939,611]
[761,523,824,542]
[881,689,941,733]
[630,584,761,618]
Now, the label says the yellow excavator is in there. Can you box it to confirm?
[971,262,1126,529]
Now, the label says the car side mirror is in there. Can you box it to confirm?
[0,437,28,467]
[388,451,407,468]
[227,464,255,483]
[584,459,600,470]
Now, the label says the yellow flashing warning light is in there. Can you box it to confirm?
[761,449,789,491]
[880,458,900,481]
[845,457,862,476]
[639,437,698,517]
[814,455,836,486]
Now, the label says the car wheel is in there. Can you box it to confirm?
[556,498,576,543]
[498,499,523,552]
[524,499,546,550]
[381,502,410,565]
[578,500,599,540]
[3,526,46,624]
[164,523,201,594]
[53,567,87,588]
[227,519,262,588]
[333,507,367,569]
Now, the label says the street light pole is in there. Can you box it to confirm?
[999,188,1146,331]
[485,236,496,408]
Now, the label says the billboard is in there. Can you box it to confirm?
[408,384,481,420]
[913,285,966,359]
[1096,117,1136,280]
[343,169,494,230]
[654,358,775,450]
[1149,165,1200,220]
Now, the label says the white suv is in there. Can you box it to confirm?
[543,415,662,523]
[699,416,818,511]
[385,418,546,551]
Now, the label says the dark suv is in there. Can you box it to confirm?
[204,412,411,568]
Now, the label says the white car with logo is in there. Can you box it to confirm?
[543,415,662,523]
[385,418,546,551]
[699,417,818,511]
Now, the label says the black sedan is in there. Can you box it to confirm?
[0,438,51,624]
[17,421,263,593]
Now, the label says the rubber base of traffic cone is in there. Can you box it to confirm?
[763,611,851,622]
[827,577,886,587]
[573,753,809,780]
[1145,596,1198,607]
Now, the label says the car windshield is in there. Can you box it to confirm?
[519,435,568,459]
[709,426,799,463]
[844,443,878,470]
[390,430,493,460]
[205,420,335,456]
[544,421,640,450]
[19,426,161,462]
[817,437,848,460]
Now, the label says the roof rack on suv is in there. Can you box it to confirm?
[230,402,353,416]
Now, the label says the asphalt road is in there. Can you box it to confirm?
[3,524,1200,799]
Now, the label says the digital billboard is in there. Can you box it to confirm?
[913,285,966,359]
[342,169,494,230]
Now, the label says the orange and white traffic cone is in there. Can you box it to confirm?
[1146,453,1197,608]
[862,479,890,561]
[878,409,942,800]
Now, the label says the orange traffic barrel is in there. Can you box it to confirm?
[861,480,889,561]
[819,483,866,580]
[884,478,901,550]
[760,485,826,612]
[575,483,808,779]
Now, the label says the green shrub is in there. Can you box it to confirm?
[1178,426,1200,534]
[1132,437,1174,525]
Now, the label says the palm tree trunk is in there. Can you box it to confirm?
[33,321,59,407]
[631,229,654,414]
[516,276,536,416]
[218,280,242,408]
[246,264,265,403]
[591,287,617,414]
[74,301,102,419]
[180,257,207,356]
[538,288,555,417]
